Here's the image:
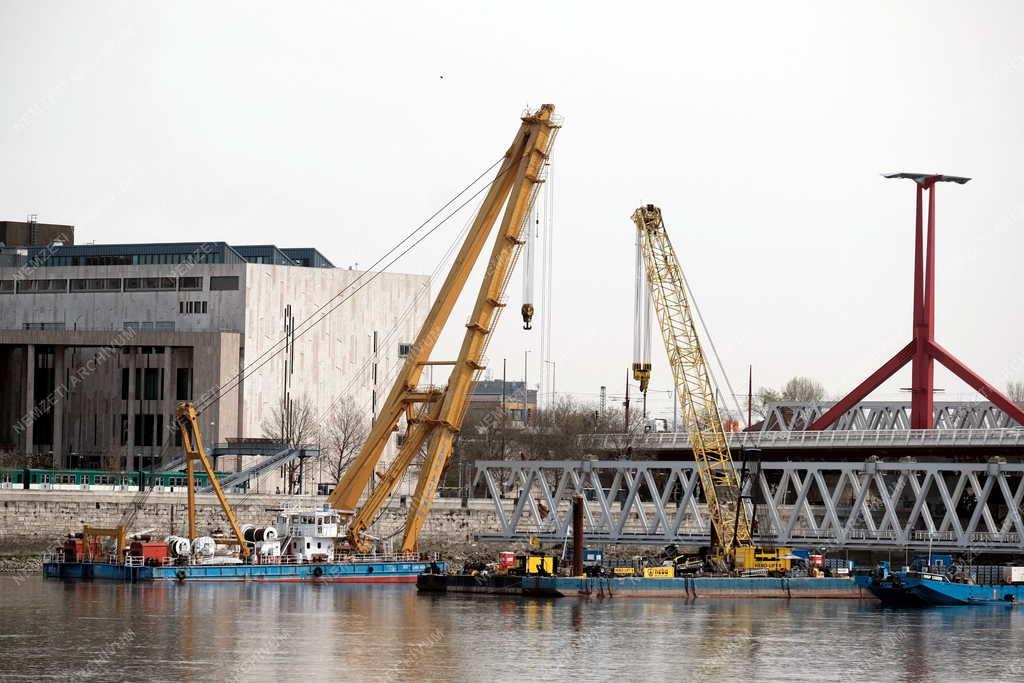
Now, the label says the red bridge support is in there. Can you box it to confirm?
[810,173,1024,430]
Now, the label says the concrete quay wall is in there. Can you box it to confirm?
[0,490,499,555]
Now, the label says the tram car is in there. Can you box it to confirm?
[0,468,233,492]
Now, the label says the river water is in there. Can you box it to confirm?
[1,575,1022,682]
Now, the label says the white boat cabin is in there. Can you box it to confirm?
[274,508,342,562]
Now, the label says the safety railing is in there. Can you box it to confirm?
[577,427,1024,451]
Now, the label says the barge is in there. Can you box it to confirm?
[45,553,443,583]
[417,573,866,599]
[45,504,444,584]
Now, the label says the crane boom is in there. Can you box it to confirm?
[329,104,560,552]
[631,205,751,552]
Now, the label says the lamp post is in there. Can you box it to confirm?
[544,360,556,406]
[523,350,530,425]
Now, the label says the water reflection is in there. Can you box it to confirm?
[4,577,1024,681]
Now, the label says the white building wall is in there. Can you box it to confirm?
[0,261,431,488]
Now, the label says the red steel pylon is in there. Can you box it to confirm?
[810,173,1024,430]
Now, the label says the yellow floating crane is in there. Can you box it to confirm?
[631,205,754,563]
[329,104,560,552]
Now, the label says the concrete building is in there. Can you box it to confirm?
[0,241,430,484]
[466,379,537,427]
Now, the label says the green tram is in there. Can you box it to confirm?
[0,468,233,491]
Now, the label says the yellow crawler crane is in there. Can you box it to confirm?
[329,104,560,553]
[631,205,752,561]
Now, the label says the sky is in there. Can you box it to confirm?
[2,1,1023,423]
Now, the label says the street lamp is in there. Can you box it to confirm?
[544,360,556,406]
[523,350,530,424]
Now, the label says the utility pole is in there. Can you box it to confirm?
[501,358,507,458]
[623,369,630,433]
[523,350,530,425]
[747,365,753,429]
[672,382,678,432]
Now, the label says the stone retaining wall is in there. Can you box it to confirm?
[0,490,500,555]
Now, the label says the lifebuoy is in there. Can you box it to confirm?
[312,566,324,578]
[175,569,187,582]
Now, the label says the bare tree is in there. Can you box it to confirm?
[322,397,370,483]
[752,387,782,420]
[752,377,825,420]
[262,395,320,493]
[1008,381,1024,405]
[781,376,826,402]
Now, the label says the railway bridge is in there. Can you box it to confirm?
[472,401,1024,554]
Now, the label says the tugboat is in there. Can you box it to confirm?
[858,557,1024,607]
[854,561,928,607]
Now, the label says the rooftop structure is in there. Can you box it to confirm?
[0,219,74,247]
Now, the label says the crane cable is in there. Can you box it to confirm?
[319,190,486,419]
[677,266,748,429]
[222,196,487,513]
[122,155,512,530]
[193,154,523,416]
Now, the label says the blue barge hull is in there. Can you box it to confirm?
[521,576,864,599]
[44,559,445,583]
[904,576,1024,606]
[418,573,866,599]
[853,574,928,607]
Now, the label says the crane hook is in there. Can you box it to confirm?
[521,303,534,330]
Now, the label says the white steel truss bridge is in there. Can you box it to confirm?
[472,459,1024,554]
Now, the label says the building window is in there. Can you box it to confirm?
[0,280,12,293]
[176,368,193,401]
[71,278,121,292]
[119,414,128,446]
[143,368,162,400]
[121,368,130,400]
[17,279,66,293]
[125,277,176,291]
[398,343,413,358]
[178,276,202,290]
[179,301,208,315]
[209,276,239,291]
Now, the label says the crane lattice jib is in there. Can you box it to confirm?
[631,205,751,550]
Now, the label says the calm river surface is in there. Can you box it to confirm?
[2,575,1023,682]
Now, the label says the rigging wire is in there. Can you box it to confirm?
[678,267,749,429]
[123,155,512,528]
[210,192,485,520]
[194,154,521,416]
[319,190,486,419]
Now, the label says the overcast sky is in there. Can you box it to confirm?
[2,1,1023,421]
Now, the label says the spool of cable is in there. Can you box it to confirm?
[242,525,258,543]
[166,536,192,558]
[262,527,278,542]
[193,536,216,558]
